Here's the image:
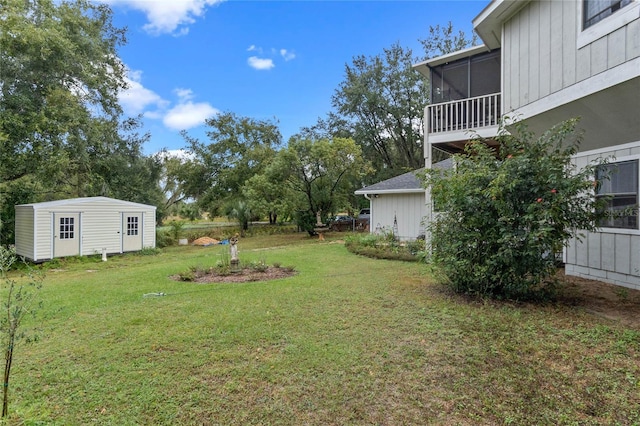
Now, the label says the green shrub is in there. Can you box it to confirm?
[424,119,608,300]
[138,247,161,256]
[177,270,196,282]
[247,259,268,272]
[168,220,186,240]
[344,233,421,262]
[156,228,175,248]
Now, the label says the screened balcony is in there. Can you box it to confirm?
[426,49,501,135]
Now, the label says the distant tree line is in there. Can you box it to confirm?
[0,0,476,242]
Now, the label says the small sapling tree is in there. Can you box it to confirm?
[0,246,43,417]
[424,119,608,299]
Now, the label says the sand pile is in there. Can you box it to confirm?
[192,237,220,246]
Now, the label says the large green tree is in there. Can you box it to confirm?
[243,172,294,225]
[0,0,164,243]
[269,137,372,234]
[331,23,476,183]
[182,112,281,216]
[0,0,127,184]
[419,22,478,59]
[332,43,427,180]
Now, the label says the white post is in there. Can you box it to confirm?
[102,248,107,262]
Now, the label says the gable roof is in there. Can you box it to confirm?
[355,169,424,195]
[355,158,453,195]
[16,196,156,210]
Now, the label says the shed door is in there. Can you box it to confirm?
[122,213,143,252]
[54,214,80,258]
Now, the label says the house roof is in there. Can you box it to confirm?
[355,158,453,195]
[413,45,490,78]
[16,196,156,210]
[473,0,530,49]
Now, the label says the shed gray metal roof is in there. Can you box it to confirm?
[355,158,453,195]
[16,196,156,210]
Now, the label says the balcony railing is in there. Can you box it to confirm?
[428,93,501,134]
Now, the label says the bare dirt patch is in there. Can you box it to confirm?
[556,269,640,328]
[172,266,297,284]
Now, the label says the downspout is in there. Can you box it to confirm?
[364,194,371,233]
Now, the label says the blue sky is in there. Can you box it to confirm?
[109,0,484,154]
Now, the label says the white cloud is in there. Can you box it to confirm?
[174,88,195,101]
[247,56,275,71]
[118,65,217,131]
[158,149,195,161]
[163,101,219,130]
[280,49,296,61]
[119,69,169,115]
[246,45,295,70]
[108,0,223,36]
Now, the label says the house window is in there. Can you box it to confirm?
[127,216,139,236]
[596,160,639,229]
[59,217,75,239]
[583,0,633,29]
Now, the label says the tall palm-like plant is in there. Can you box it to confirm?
[226,200,252,236]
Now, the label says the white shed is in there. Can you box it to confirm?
[355,169,428,241]
[355,159,453,241]
[14,197,156,261]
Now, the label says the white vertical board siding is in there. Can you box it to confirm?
[564,143,640,290]
[502,0,640,112]
[371,194,426,241]
[14,206,35,260]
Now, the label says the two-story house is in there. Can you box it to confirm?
[412,0,640,290]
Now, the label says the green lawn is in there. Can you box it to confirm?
[6,233,640,425]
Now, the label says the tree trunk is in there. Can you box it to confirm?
[3,342,14,417]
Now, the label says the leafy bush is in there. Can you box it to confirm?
[344,233,422,262]
[247,260,268,273]
[155,228,175,248]
[424,119,607,299]
[295,210,317,236]
[168,220,185,240]
[138,247,161,256]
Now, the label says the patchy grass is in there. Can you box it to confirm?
[5,233,639,425]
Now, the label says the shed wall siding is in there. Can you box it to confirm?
[371,193,426,240]
[34,211,53,261]
[14,206,35,260]
[80,205,123,255]
[143,211,156,248]
[17,198,156,261]
[502,0,640,112]
[565,143,640,290]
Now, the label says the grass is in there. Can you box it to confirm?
[4,232,639,425]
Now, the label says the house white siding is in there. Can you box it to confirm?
[371,193,426,241]
[502,0,640,112]
[564,142,640,290]
[15,197,156,261]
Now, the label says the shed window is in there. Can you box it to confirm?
[596,160,639,229]
[583,0,632,29]
[127,216,139,236]
[59,217,75,239]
